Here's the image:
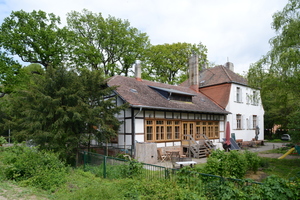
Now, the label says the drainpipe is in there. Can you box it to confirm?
[132,107,142,158]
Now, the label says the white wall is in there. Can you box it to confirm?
[226,84,265,141]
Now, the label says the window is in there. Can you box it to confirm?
[156,120,164,140]
[253,115,257,129]
[236,114,242,129]
[252,91,259,106]
[236,87,242,102]
[145,119,219,142]
[174,121,180,139]
[166,121,173,139]
[146,120,153,141]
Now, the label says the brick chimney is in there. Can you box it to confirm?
[189,54,199,92]
[135,61,142,81]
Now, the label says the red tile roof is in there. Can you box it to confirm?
[179,65,248,109]
[107,75,229,114]
[199,83,231,109]
[199,65,247,87]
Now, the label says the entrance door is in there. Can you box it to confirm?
[181,122,195,146]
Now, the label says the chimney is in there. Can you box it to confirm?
[135,61,142,81]
[225,62,234,72]
[189,54,199,92]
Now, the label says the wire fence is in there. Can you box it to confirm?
[78,151,262,190]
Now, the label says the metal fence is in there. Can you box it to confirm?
[78,151,262,190]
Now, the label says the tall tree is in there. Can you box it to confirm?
[66,9,150,76]
[4,67,126,163]
[247,0,300,142]
[0,10,68,69]
[142,42,208,85]
[0,51,22,96]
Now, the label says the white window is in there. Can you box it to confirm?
[236,87,242,102]
[252,91,259,106]
[236,114,242,129]
[253,115,257,129]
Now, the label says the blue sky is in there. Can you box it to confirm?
[0,0,288,75]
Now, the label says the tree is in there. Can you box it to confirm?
[0,51,22,96]
[66,9,150,76]
[0,10,68,69]
[247,0,300,142]
[4,67,126,163]
[141,42,208,85]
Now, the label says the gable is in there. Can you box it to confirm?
[199,83,231,109]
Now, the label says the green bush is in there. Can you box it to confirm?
[202,149,261,179]
[85,159,143,179]
[0,144,68,191]
[260,175,300,200]
[0,136,7,145]
[244,150,261,173]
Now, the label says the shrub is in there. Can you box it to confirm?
[202,149,258,179]
[260,175,299,200]
[0,136,7,146]
[244,150,261,173]
[0,144,68,191]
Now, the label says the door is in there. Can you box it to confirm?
[181,122,195,146]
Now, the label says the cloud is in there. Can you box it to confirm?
[0,0,289,75]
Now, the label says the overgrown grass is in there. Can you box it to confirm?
[0,180,50,199]
[1,145,300,199]
[262,158,300,179]
[260,146,299,155]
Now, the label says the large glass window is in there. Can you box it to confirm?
[145,119,219,142]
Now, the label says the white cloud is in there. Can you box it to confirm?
[0,0,289,75]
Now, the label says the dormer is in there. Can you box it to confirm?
[148,86,195,102]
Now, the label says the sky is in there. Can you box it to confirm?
[0,0,289,75]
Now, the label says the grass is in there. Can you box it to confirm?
[1,148,300,199]
[262,158,300,179]
[0,180,50,200]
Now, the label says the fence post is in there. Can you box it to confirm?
[103,156,107,178]
[83,151,87,171]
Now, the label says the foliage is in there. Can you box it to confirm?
[262,157,300,180]
[0,180,50,200]
[0,51,23,95]
[0,10,68,69]
[244,150,261,173]
[247,0,300,143]
[66,9,150,76]
[85,159,143,179]
[0,136,7,145]
[202,149,256,179]
[260,175,299,200]
[0,144,68,191]
[142,42,208,85]
[3,67,126,164]
[1,148,300,199]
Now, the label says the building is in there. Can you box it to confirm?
[104,55,264,162]
[196,61,264,142]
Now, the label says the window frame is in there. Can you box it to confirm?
[236,114,242,129]
[145,118,219,142]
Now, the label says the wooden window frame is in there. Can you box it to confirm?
[145,118,219,142]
